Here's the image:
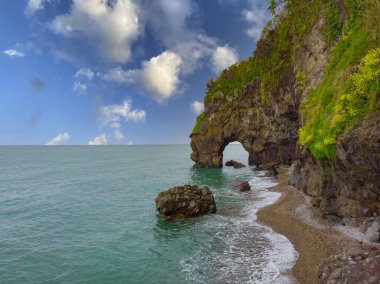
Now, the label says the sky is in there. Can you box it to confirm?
[0,0,271,145]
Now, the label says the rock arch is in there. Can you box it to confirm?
[190,81,299,168]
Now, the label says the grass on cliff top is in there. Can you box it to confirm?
[299,0,380,160]
[193,0,322,133]
[203,0,321,106]
[192,113,205,134]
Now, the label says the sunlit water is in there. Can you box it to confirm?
[0,145,297,283]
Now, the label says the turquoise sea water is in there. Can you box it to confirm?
[0,145,297,283]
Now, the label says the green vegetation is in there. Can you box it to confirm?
[299,0,380,159]
[192,112,205,133]
[325,1,343,45]
[195,0,379,149]
[203,0,323,106]
[295,72,307,92]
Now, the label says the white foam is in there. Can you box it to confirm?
[180,172,298,283]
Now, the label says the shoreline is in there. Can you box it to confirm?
[257,167,360,283]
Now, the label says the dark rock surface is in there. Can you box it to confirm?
[318,247,380,283]
[225,160,246,169]
[239,181,251,192]
[155,185,216,220]
[290,115,380,218]
[265,166,279,177]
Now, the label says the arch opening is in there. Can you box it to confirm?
[221,141,250,167]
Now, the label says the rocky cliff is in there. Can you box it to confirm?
[190,0,380,217]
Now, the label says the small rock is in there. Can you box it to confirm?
[311,197,321,208]
[365,220,380,243]
[239,181,251,192]
[329,267,344,280]
[265,166,279,177]
[225,160,246,169]
[348,247,365,258]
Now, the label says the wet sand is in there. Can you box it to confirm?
[257,167,358,284]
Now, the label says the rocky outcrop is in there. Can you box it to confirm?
[225,160,246,169]
[288,3,380,218]
[239,181,251,192]
[155,185,216,220]
[290,115,380,217]
[318,247,380,283]
[190,69,298,168]
[265,166,279,177]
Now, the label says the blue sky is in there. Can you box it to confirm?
[0,0,271,145]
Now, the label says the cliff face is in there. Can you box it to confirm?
[190,62,298,168]
[290,114,380,217]
[190,0,380,217]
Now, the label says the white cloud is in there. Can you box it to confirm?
[75,67,94,80]
[139,1,234,78]
[3,49,25,58]
[138,51,182,102]
[242,1,271,40]
[172,35,217,75]
[72,81,87,94]
[190,100,204,115]
[127,140,133,145]
[102,67,135,84]
[25,0,45,15]
[103,51,182,103]
[88,134,107,145]
[46,132,70,145]
[51,0,140,63]
[99,99,145,128]
[211,45,238,74]
[114,129,124,142]
[143,0,194,46]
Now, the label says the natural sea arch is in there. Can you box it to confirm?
[190,120,296,169]
[222,142,250,166]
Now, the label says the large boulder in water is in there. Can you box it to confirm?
[155,185,216,220]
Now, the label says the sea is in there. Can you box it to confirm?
[0,145,297,284]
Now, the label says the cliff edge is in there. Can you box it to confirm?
[190,0,379,218]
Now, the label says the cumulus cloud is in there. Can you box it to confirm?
[137,51,182,102]
[172,35,217,75]
[3,49,25,58]
[103,51,182,103]
[98,99,145,128]
[190,100,204,115]
[140,0,234,78]
[75,67,94,80]
[46,132,70,145]
[114,129,124,142]
[51,0,140,63]
[211,45,238,74]
[126,140,133,145]
[102,66,135,84]
[88,134,107,145]
[72,81,87,94]
[243,1,271,39]
[25,0,45,15]
[29,77,44,92]
[143,0,195,46]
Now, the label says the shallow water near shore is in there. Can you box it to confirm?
[0,145,297,283]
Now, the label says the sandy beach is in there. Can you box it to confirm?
[257,167,360,284]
